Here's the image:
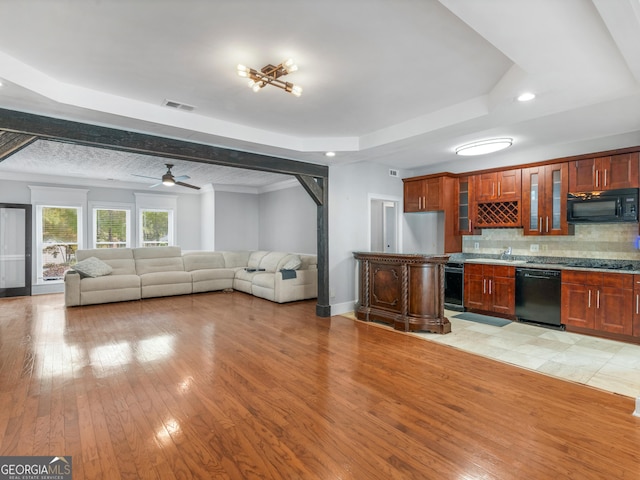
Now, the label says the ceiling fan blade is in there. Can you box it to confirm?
[132,173,162,180]
[148,182,163,188]
[174,175,190,182]
[175,181,201,190]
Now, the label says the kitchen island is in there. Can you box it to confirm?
[354,252,450,334]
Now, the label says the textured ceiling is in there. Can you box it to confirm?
[0,0,639,189]
[1,139,293,191]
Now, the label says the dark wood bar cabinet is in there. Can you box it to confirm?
[353,252,450,334]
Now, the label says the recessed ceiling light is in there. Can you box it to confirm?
[517,92,536,102]
[325,151,336,157]
[455,138,513,156]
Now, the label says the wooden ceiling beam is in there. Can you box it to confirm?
[0,131,37,161]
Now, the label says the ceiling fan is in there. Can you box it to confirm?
[133,163,200,190]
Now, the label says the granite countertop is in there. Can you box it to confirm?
[448,253,640,274]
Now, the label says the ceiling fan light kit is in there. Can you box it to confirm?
[237,59,302,97]
[132,163,200,190]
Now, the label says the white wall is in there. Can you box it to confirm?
[214,190,260,251]
[176,194,201,250]
[258,184,316,254]
[328,161,405,314]
[402,211,442,253]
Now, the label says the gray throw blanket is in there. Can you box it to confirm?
[280,269,297,280]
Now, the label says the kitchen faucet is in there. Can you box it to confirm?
[500,246,512,260]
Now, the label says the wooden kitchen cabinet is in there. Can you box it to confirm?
[633,275,640,337]
[403,175,445,212]
[568,152,639,191]
[464,263,515,316]
[403,173,461,253]
[474,169,521,202]
[456,175,475,235]
[522,163,573,236]
[562,270,633,335]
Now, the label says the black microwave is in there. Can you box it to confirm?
[567,188,639,223]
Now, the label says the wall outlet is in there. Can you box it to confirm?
[530,244,539,252]
[474,242,480,250]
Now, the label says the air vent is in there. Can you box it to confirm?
[162,99,196,112]
[389,169,399,177]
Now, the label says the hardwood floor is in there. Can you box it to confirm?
[1,292,639,479]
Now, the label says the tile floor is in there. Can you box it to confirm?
[344,310,640,399]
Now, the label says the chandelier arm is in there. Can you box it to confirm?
[241,60,301,95]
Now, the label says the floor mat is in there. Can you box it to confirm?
[452,312,511,327]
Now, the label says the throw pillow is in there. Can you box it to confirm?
[282,255,302,270]
[72,257,113,278]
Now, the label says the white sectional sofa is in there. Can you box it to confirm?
[64,246,317,307]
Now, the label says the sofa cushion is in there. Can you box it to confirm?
[280,254,302,271]
[133,246,184,275]
[222,251,251,268]
[80,274,141,292]
[299,255,317,270]
[190,268,236,282]
[247,251,269,269]
[183,252,225,271]
[259,252,289,273]
[252,273,274,289]
[233,268,260,293]
[139,271,192,287]
[72,256,113,278]
[76,248,137,275]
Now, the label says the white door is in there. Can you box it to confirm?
[382,201,397,253]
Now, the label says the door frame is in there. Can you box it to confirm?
[0,203,32,297]
[368,194,402,253]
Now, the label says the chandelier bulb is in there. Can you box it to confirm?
[237,64,250,77]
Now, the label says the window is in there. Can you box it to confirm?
[135,193,177,248]
[93,207,131,248]
[140,209,173,247]
[37,205,81,282]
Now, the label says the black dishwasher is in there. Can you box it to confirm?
[515,268,563,329]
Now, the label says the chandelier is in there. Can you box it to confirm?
[237,59,302,97]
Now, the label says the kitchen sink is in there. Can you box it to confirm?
[465,258,529,265]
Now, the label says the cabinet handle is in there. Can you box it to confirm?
[498,182,501,197]
[483,279,486,294]
[492,183,495,197]
[596,290,600,309]
[539,218,543,233]
[546,216,549,233]
[469,219,472,233]
[588,290,591,307]
[595,169,599,188]
[418,197,421,210]
[604,169,607,187]
[489,279,492,295]
[636,294,639,315]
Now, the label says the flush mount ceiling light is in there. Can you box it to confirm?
[517,92,536,102]
[237,58,302,97]
[455,138,513,156]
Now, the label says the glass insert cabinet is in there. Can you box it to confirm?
[521,163,573,236]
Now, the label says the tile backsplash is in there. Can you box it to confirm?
[462,224,640,261]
